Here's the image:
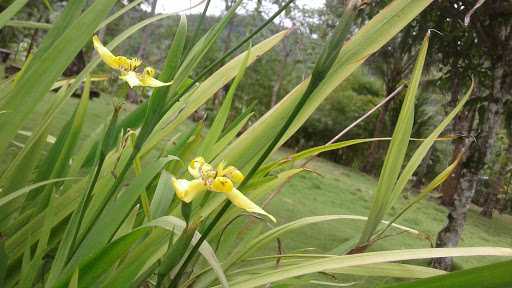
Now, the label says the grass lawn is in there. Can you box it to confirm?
[11,96,512,287]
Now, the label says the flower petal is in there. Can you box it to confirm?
[119,71,142,88]
[92,35,121,70]
[221,166,244,186]
[224,188,276,222]
[188,157,206,178]
[171,178,207,203]
[209,176,234,193]
[139,75,173,87]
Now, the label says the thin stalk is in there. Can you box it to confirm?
[189,0,212,48]
[327,84,405,145]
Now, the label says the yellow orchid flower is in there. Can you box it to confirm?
[92,36,172,88]
[92,35,141,72]
[171,157,276,222]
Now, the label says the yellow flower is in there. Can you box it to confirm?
[92,36,172,88]
[92,35,141,72]
[171,157,276,222]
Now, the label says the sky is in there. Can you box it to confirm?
[155,0,325,15]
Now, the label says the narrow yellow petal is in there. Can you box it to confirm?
[171,178,207,203]
[188,157,206,178]
[209,177,234,193]
[139,75,173,87]
[92,35,121,70]
[119,71,142,88]
[224,188,276,222]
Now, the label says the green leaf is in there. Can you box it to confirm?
[226,215,420,270]
[209,112,253,160]
[380,260,512,288]
[226,247,512,288]
[139,29,290,158]
[137,15,188,149]
[0,84,69,195]
[68,269,79,288]
[0,0,30,30]
[57,157,177,285]
[29,77,91,214]
[200,44,251,159]
[375,150,465,239]
[0,235,7,287]
[5,20,52,30]
[228,259,445,279]
[101,216,228,288]
[385,80,474,215]
[257,138,391,176]
[196,213,421,288]
[70,228,148,288]
[0,0,117,156]
[219,0,434,171]
[358,33,430,245]
[4,178,88,262]
[149,171,175,220]
[0,178,79,207]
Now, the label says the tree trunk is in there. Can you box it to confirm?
[435,63,505,270]
[479,62,506,218]
[432,152,478,271]
[480,178,499,218]
[440,69,463,207]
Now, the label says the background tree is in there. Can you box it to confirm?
[418,0,512,270]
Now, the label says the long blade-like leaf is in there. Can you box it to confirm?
[381,259,512,288]
[358,33,430,245]
[227,248,512,288]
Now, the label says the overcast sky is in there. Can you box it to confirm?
[156,0,325,15]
